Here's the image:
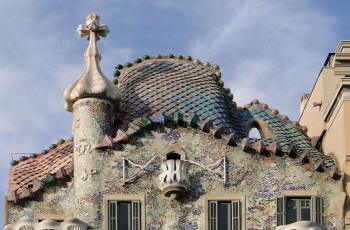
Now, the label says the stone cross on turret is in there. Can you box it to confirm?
[63,13,121,228]
[64,13,120,112]
[76,13,109,41]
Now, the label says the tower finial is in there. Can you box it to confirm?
[64,13,121,112]
[76,13,109,40]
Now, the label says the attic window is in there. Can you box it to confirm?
[166,152,181,160]
[248,127,261,139]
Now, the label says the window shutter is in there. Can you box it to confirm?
[276,197,285,226]
[311,196,323,225]
[231,200,241,230]
[209,201,218,230]
[132,201,141,230]
[109,201,117,230]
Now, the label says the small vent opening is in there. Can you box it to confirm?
[166,152,181,160]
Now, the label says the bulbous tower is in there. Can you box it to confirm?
[64,13,121,227]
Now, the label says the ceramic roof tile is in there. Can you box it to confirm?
[9,55,342,203]
[240,102,337,169]
[116,56,242,136]
[8,139,73,203]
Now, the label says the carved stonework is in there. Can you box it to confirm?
[158,144,190,198]
[159,159,190,198]
[75,142,92,156]
[81,168,100,181]
[64,13,121,113]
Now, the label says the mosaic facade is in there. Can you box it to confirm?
[4,13,346,230]
[7,128,344,229]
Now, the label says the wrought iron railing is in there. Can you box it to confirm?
[11,153,35,161]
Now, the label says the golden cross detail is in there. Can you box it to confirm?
[76,13,109,40]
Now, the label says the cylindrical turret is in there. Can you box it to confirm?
[64,13,121,228]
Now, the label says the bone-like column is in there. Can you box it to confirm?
[64,13,121,228]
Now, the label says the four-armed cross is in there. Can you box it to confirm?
[76,13,109,40]
[64,13,121,112]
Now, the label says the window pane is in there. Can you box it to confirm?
[318,197,323,224]
[212,219,216,230]
[117,202,131,230]
[109,202,117,230]
[300,199,311,221]
[300,199,310,208]
[231,201,240,230]
[276,197,285,226]
[285,197,312,224]
[209,201,217,230]
[286,199,297,224]
[218,202,231,230]
[301,207,311,221]
[132,201,140,230]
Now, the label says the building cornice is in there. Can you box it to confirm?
[323,78,350,122]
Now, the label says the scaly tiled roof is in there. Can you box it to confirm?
[8,55,341,203]
[114,54,244,139]
[238,100,340,179]
[8,139,73,203]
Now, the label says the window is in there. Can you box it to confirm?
[104,194,144,230]
[108,201,140,230]
[166,152,181,160]
[286,197,311,223]
[208,200,241,230]
[277,196,323,226]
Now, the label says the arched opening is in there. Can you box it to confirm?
[166,152,181,160]
[248,127,262,139]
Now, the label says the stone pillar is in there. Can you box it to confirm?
[72,98,113,227]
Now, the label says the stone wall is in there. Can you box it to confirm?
[7,127,344,229]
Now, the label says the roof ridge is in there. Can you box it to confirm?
[10,137,73,166]
[114,54,237,113]
[114,110,341,180]
[240,99,341,176]
[112,54,243,139]
[243,99,309,137]
[113,54,221,81]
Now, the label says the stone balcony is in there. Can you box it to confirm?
[159,158,190,198]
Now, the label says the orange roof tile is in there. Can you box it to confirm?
[8,139,73,203]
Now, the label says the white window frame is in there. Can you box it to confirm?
[103,194,145,230]
[205,194,245,230]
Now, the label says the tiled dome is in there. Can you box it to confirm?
[115,55,244,137]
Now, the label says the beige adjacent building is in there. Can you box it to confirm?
[300,40,350,229]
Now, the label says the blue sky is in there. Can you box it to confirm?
[0,0,349,224]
